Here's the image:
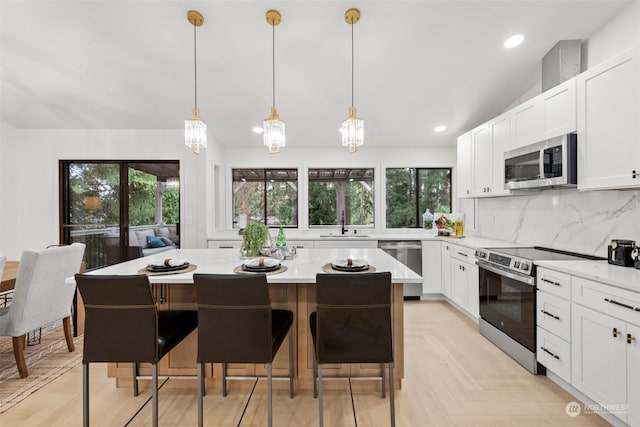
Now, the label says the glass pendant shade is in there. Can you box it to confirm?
[341,106,364,153]
[185,108,207,154]
[263,107,285,154]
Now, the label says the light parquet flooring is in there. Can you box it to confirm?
[0,301,611,426]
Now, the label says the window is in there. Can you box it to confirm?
[308,168,374,227]
[232,168,298,227]
[385,168,451,228]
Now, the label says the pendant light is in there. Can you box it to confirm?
[263,10,285,154]
[185,10,207,155]
[340,8,363,154]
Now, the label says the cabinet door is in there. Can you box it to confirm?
[465,261,479,319]
[572,304,627,422]
[456,132,473,198]
[451,261,468,310]
[471,124,492,196]
[421,241,441,294]
[441,243,452,298]
[488,113,512,196]
[512,97,543,149]
[541,77,577,139]
[628,323,640,427]
[577,44,640,190]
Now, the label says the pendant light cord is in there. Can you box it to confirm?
[351,19,354,108]
[193,22,198,110]
[272,20,276,109]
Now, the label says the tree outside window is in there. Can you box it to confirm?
[308,168,374,227]
[386,168,451,228]
[232,169,298,227]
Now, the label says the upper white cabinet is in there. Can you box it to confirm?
[471,124,492,195]
[486,112,512,197]
[577,44,640,190]
[456,132,473,198]
[512,78,577,150]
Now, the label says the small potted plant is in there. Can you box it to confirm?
[241,221,271,257]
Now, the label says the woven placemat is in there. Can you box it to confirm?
[138,264,197,276]
[233,265,288,275]
[321,263,376,274]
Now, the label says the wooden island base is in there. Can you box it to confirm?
[108,282,404,390]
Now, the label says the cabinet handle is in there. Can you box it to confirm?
[459,264,465,271]
[604,298,640,312]
[540,277,561,287]
[541,309,560,320]
[633,170,638,178]
[219,246,234,249]
[628,334,636,344]
[540,347,560,360]
[613,327,621,338]
[457,252,468,257]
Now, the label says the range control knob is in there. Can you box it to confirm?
[520,262,530,271]
[475,250,486,258]
[513,261,520,268]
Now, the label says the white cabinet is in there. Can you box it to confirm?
[440,242,452,298]
[449,244,478,319]
[571,276,640,425]
[208,239,242,249]
[313,239,378,249]
[471,124,492,195]
[487,113,512,197]
[456,132,473,198]
[511,78,577,150]
[421,240,441,294]
[577,44,640,190]
[287,240,315,249]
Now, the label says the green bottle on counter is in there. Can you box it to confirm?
[276,225,287,247]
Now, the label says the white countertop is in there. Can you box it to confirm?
[536,260,640,293]
[74,248,423,284]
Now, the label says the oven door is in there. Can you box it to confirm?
[477,261,536,352]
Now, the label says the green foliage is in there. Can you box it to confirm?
[241,221,270,257]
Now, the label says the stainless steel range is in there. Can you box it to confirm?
[475,246,603,374]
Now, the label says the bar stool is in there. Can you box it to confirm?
[75,274,198,427]
[310,272,395,427]
[193,273,294,427]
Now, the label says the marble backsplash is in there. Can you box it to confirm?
[478,189,640,258]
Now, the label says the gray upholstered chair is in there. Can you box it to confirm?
[0,243,85,378]
[310,272,395,427]
[75,274,198,427]
[193,273,294,427]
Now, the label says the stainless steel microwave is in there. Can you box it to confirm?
[504,134,577,190]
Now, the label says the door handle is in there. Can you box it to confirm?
[540,309,560,320]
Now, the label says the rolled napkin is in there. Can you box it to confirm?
[243,258,280,268]
[331,259,368,269]
[148,258,188,268]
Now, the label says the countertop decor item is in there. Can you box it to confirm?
[241,222,271,257]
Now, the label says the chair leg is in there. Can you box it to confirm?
[12,335,28,378]
[222,363,228,397]
[318,365,324,427]
[197,362,204,427]
[152,363,158,427]
[312,352,318,398]
[83,363,89,427]
[133,363,139,396]
[288,330,294,398]
[389,362,395,427]
[381,362,386,398]
[267,363,273,427]
[63,316,75,352]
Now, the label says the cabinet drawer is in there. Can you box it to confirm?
[208,240,241,249]
[450,244,475,263]
[537,267,571,299]
[572,277,640,326]
[537,327,571,384]
[537,291,571,341]
[287,240,315,249]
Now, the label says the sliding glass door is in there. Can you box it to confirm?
[60,161,180,270]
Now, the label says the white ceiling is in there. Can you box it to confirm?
[0,0,631,148]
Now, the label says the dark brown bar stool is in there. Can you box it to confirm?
[193,273,294,427]
[75,274,198,427]
[310,272,395,427]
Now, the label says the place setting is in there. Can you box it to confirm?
[234,257,288,275]
[322,258,376,274]
[139,258,197,275]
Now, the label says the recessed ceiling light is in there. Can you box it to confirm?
[434,125,447,132]
[504,34,524,49]
[253,126,264,134]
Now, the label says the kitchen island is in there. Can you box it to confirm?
[76,248,422,390]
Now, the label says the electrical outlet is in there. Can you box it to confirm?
[488,216,495,227]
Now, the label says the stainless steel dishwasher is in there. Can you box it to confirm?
[378,240,422,300]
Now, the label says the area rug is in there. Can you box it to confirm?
[0,327,83,413]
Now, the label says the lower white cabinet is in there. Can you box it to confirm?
[208,240,242,249]
[440,242,452,298]
[313,239,378,248]
[421,240,442,294]
[449,244,478,319]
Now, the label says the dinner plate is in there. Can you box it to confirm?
[241,263,281,273]
[146,262,190,272]
[331,263,370,272]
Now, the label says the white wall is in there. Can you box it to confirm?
[217,145,457,234]
[478,0,640,256]
[0,123,212,259]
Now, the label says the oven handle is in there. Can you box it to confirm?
[476,260,535,286]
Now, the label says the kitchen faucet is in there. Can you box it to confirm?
[341,211,348,235]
